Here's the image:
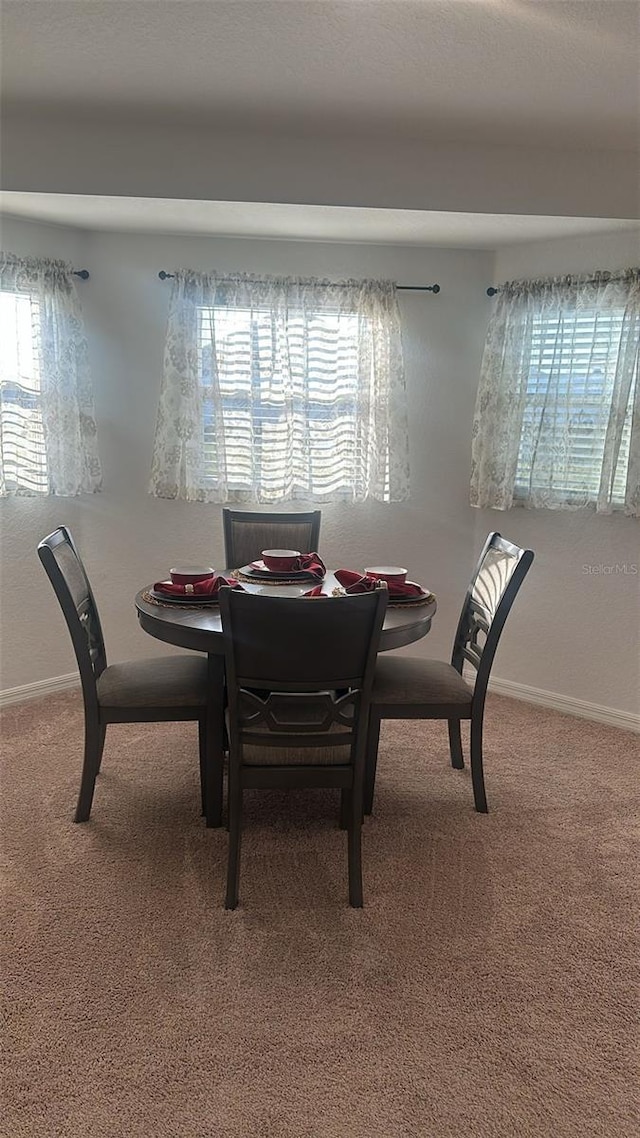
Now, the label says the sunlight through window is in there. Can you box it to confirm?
[0,290,49,494]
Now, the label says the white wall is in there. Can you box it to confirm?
[3,109,639,220]
[471,230,640,716]
[0,215,493,693]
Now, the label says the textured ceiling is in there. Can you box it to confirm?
[2,193,639,247]
[2,0,638,150]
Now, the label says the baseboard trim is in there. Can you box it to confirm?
[489,676,639,733]
[0,672,80,708]
[0,670,637,733]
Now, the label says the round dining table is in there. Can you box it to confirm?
[135,571,436,655]
[135,572,436,826]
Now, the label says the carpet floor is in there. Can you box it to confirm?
[1,690,638,1138]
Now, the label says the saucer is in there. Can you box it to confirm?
[241,562,322,582]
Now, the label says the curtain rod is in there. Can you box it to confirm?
[158,271,439,293]
[74,270,90,280]
[487,270,637,297]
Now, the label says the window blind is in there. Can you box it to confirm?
[197,304,379,500]
[515,306,635,504]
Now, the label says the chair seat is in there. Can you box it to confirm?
[97,655,208,709]
[371,656,473,709]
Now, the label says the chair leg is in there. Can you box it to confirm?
[363,712,382,816]
[339,788,350,829]
[95,724,107,774]
[74,718,103,822]
[470,710,488,814]
[225,773,242,909]
[448,719,465,769]
[205,654,226,828]
[198,720,207,816]
[347,787,364,908]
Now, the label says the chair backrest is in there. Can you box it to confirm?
[451,532,534,703]
[219,587,387,761]
[37,527,107,709]
[222,509,322,569]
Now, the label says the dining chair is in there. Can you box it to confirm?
[222,508,322,569]
[364,532,534,816]
[38,526,219,824]
[219,586,388,909]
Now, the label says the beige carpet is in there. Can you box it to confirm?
[1,690,638,1138]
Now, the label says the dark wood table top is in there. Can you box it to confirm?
[135,571,436,655]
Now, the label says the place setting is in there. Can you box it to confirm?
[234,548,326,584]
[305,565,436,606]
[143,565,244,607]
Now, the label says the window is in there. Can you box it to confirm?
[150,273,409,504]
[197,304,376,500]
[470,269,640,515]
[515,306,636,506]
[0,289,48,494]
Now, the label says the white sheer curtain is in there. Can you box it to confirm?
[470,269,640,516]
[0,254,101,497]
[149,271,410,504]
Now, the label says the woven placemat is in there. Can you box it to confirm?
[387,593,436,608]
[141,589,222,610]
[232,569,323,586]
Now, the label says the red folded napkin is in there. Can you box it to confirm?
[295,552,326,578]
[303,573,386,598]
[153,575,244,597]
[335,569,426,599]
